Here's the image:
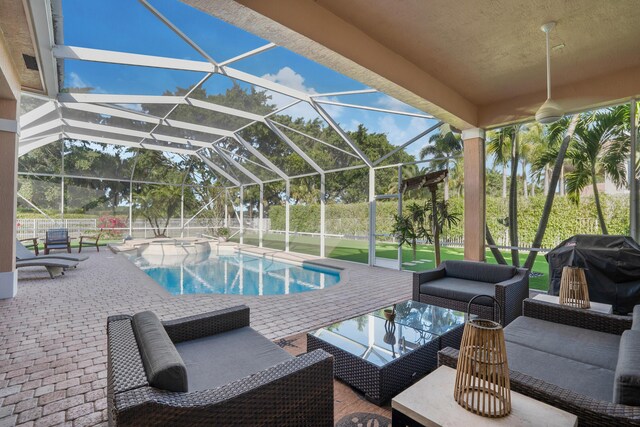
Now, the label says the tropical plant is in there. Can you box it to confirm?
[392,202,431,261]
[565,107,628,234]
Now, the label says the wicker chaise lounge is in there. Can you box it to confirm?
[107,305,334,426]
[438,298,640,426]
[413,260,529,326]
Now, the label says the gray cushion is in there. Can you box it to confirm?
[633,306,640,331]
[614,330,640,406]
[175,326,293,392]
[505,316,621,370]
[443,260,516,283]
[419,277,496,306]
[132,311,187,392]
[507,341,615,402]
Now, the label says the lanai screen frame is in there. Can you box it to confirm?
[17,0,452,267]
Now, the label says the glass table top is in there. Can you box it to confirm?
[310,300,466,367]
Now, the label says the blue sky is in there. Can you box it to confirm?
[61,0,440,158]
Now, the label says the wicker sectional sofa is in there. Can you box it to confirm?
[107,305,334,426]
[438,298,640,426]
[413,260,529,326]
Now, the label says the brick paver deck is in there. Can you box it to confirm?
[0,246,412,426]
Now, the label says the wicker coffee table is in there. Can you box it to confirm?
[307,300,467,404]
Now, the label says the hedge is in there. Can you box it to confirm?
[269,194,630,249]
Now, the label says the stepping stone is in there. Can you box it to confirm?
[403,262,416,266]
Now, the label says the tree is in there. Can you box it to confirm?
[565,107,628,234]
[419,127,462,199]
[487,126,521,266]
[524,115,579,269]
[392,202,431,261]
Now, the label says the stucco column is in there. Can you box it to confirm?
[0,98,19,298]
[462,128,486,262]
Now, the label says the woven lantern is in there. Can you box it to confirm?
[454,295,511,418]
[559,266,590,309]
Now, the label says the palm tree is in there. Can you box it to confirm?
[419,126,462,200]
[487,125,521,266]
[486,129,511,199]
[524,115,580,270]
[565,107,628,234]
[519,124,545,198]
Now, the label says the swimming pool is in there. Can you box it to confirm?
[131,251,341,296]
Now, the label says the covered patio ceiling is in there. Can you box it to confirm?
[186,0,640,129]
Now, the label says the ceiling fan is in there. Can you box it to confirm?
[535,22,564,124]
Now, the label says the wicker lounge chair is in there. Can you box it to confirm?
[413,260,529,325]
[16,239,88,263]
[438,298,640,426]
[107,305,334,426]
[16,258,79,278]
[44,228,71,254]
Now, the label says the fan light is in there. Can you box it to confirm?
[535,22,563,124]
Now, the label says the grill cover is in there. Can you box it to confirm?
[545,235,640,315]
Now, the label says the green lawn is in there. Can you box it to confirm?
[230,232,550,291]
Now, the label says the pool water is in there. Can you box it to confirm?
[133,252,341,296]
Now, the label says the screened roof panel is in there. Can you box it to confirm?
[18,140,63,174]
[117,103,177,118]
[213,137,281,181]
[61,60,207,96]
[20,95,48,115]
[316,92,431,117]
[63,140,135,180]
[273,124,363,171]
[132,151,192,184]
[152,124,217,144]
[200,147,254,185]
[188,74,284,115]
[165,103,254,132]
[61,108,157,133]
[145,0,269,63]
[237,122,317,176]
[61,0,205,60]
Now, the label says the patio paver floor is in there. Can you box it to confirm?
[0,246,413,426]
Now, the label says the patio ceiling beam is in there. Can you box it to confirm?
[196,152,241,186]
[310,101,372,167]
[63,132,196,155]
[19,101,57,128]
[233,133,289,180]
[314,99,434,119]
[52,46,311,102]
[138,0,219,66]
[264,119,323,174]
[219,43,277,67]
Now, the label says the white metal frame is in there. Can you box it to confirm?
[18,0,450,264]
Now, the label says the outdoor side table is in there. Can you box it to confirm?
[533,293,612,314]
[392,366,578,427]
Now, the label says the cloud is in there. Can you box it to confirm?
[66,72,105,93]
[262,66,318,95]
[260,67,346,122]
[68,72,88,88]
